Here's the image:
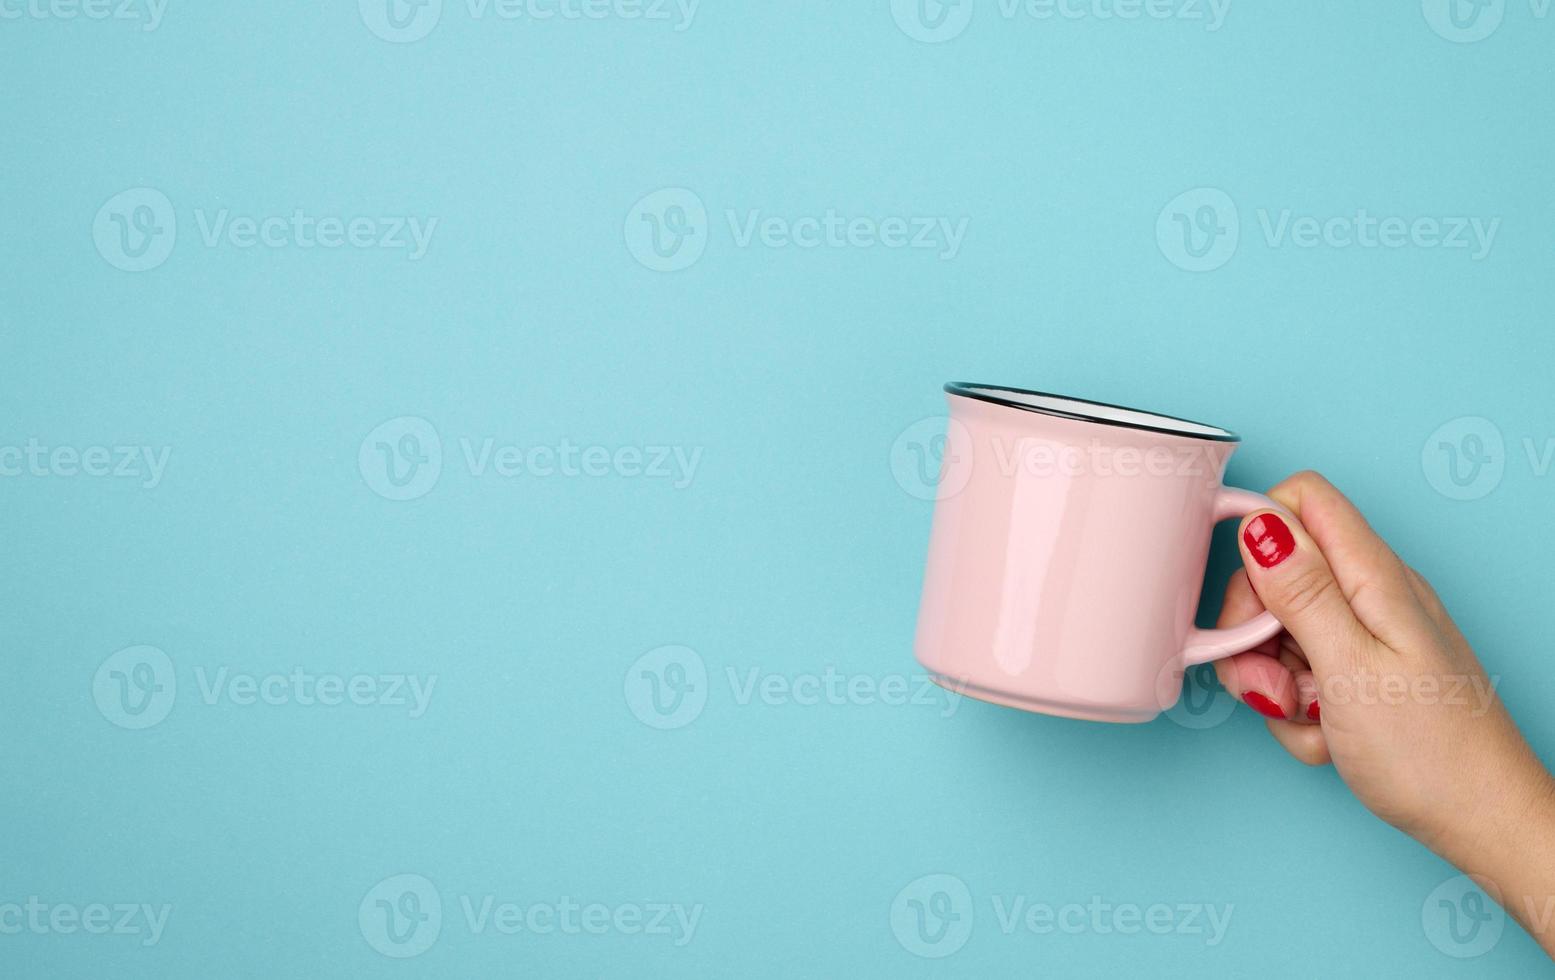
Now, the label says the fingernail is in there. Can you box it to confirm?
[1306,699,1321,722]
[1243,513,1296,569]
[1243,691,1286,720]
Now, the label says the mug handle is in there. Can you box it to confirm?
[1179,487,1287,667]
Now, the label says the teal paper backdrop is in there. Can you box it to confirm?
[3,1,1552,976]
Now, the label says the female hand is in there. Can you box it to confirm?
[1209,471,1555,955]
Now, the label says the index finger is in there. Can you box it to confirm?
[1211,568,1299,721]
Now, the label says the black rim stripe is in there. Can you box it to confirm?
[943,382,1240,443]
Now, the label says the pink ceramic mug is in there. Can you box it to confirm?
[914,383,1285,723]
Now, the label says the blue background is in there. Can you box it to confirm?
[3,0,1552,975]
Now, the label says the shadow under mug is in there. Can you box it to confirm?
[913,383,1284,723]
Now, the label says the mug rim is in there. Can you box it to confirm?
[944,382,1241,443]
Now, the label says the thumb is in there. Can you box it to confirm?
[1237,509,1373,673]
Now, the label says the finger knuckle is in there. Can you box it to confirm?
[1279,566,1340,619]
[1280,469,1327,494]
[1406,565,1441,601]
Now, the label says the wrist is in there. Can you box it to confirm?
[1431,744,1555,882]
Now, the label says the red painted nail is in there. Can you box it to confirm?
[1243,513,1296,568]
[1243,691,1286,720]
[1306,699,1321,722]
